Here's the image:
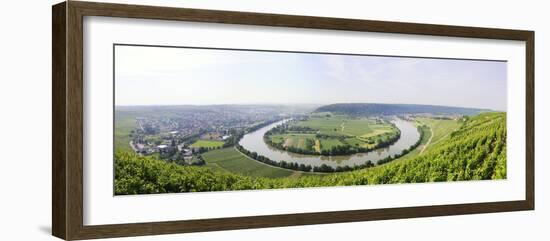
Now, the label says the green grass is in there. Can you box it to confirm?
[114,111,138,152]
[283,133,315,150]
[359,127,393,138]
[417,118,462,149]
[341,137,368,148]
[271,133,319,151]
[342,119,376,136]
[319,138,344,149]
[295,116,349,137]
[202,147,296,178]
[269,134,286,145]
[271,115,398,154]
[397,124,431,159]
[393,117,460,160]
[303,116,395,138]
[190,139,225,148]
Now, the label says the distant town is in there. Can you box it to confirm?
[118,104,468,167]
[120,105,314,165]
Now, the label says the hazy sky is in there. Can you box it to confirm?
[115,45,507,111]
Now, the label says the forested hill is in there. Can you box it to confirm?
[115,112,506,194]
[314,103,488,116]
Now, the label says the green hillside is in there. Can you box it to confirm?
[202,147,297,178]
[115,112,506,194]
[315,103,487,116]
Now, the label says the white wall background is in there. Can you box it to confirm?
[0,0,547,240]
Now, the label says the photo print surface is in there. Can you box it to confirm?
[113,44,507,195]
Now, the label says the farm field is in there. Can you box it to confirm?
[201,147,299,178]
[266,115,399,155]
[190,139,225,148]
[114,111,138,152]
[319,138,344,149]
[416,118,462,150]
[294,116,384,136]
[395,118,461,160]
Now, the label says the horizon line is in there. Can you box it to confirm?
[114,102,501,111]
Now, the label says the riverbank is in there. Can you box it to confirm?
[238,118,421,169]
[263,117,401,156]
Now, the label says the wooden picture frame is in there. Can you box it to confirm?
[52,1,534,240]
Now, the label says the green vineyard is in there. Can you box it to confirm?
[115,112,506,195]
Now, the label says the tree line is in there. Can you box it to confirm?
[263,123,401,156]
[376,125,426,165]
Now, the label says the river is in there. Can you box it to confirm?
[238,118,421,168]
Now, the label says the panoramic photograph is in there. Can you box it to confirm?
[113,45,507,195]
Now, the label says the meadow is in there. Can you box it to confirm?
[114,111,138,153]
[190,139,225,148]
[201,147,299,178]
[265,116,399,155]
[416,117,462,146]
[398,117,461,158]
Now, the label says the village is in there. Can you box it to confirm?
[126,105,286,165]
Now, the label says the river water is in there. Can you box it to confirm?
[238,119,421,168]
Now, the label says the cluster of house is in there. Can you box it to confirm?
[129,109,278,161]
[131,130,192,160]
[132,140,200,161]
[200,132,231,142]
[132,129,234,162]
